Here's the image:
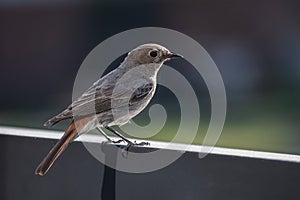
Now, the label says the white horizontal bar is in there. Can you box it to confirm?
[1,125,300,163]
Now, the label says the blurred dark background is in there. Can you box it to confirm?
[1,0,300,199]
[1,0,299,153]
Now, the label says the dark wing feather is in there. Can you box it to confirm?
[129,83,153,105]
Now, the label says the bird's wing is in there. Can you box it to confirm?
[129,83,153,105]
[71,82,154,116]
[44,78,154,126]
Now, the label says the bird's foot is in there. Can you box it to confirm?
[125,140,150,150]
[110,139,124,144]
[121,140,150,157]
[102,139,124,147]
[103,137,124,144]
[134,141,150,146]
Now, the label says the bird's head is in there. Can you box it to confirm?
[121,43,182,70]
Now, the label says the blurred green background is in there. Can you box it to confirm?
[0,0,300,154]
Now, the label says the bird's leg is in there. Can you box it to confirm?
[104,126,133,145]
[96,127,123,144]
[104,126,150,151]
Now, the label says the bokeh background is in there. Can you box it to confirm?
[1,0,300,199]
[1,0,299,153]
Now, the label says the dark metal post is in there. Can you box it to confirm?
[101,144,118,200]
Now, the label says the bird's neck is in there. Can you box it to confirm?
[120,62,162,80]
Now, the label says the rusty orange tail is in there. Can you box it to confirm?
[35,118,89,176]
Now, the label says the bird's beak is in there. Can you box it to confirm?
[166,52,183,59]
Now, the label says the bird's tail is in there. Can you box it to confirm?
[35,118,88,176]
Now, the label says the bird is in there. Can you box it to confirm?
[35,43,182,176]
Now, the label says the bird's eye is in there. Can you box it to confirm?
[149,50,158,58]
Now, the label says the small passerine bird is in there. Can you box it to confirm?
[35,43,182,176]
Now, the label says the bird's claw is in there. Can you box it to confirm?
[134,141,150,146]
[102,139,125,147]
[111,139,124,144]
[121,141,150,157]
[105,138,124,144]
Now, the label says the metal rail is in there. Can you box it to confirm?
[1,125,300,163]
